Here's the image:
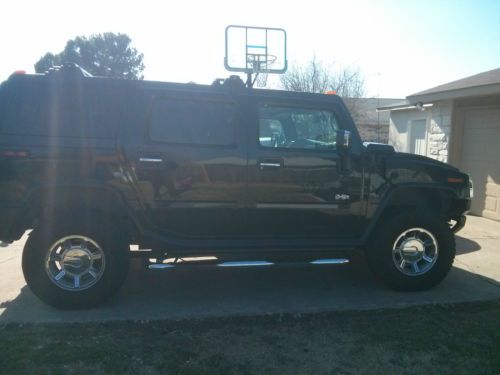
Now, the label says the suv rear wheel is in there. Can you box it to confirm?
[22,217,130,309]
[366,210,455,291]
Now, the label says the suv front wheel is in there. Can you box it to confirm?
[366,210,456,291]
[22,217,130,309]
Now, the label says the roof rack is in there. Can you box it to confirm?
[211,75,246,89]
[45,63,93,78]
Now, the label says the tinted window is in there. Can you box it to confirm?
[85,86,118,138]
[0,78,116,138]
[259,105,338,150]
[0,80,47,136]
[149,98,236,146]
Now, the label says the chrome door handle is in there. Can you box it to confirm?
[139,157,163,163]
[259,162,282,169]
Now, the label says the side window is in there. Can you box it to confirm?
[0,80,44,135]
[0,79,88,138]
[259,105,338,150]
[85,87,118,138]
[149,98,236,146]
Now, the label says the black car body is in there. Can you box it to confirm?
[0,65,472,308]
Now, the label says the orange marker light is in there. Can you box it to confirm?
[12,70,26,75]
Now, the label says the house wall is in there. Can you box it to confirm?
[357,123,389,143]
[388,109,427,152]
[427,101,452,162]
[388,101,452,162]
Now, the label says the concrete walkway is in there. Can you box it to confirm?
[0,215,499,323]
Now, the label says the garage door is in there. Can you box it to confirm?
[461,107,500,221]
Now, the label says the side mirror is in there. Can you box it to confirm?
[337,130,352,152]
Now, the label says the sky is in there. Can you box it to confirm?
[1,0,499,98]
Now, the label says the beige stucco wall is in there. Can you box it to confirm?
[427,101,452,162]
[388,100,452,162]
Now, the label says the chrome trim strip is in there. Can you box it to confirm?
[256,203,339,209]
[139,157,163,163]
[218,261,274,267]
[310,258,350,265]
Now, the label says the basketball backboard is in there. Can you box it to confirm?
[224,25,287,74]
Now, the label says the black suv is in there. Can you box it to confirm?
[0,65,471,309]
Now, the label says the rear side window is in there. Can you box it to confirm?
[149,98,236,146]
[0,78,116,138]
[0,80,47,136]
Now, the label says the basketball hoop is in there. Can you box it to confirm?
[247,53,277,87]
[224,25,287,88]
[246,53,277,73]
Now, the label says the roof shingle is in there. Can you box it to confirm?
[409,67,500,97]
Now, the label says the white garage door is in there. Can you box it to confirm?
[461,107,500,221]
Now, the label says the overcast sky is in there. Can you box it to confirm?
[1,0,499,98]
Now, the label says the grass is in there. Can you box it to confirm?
[0,300,499,374]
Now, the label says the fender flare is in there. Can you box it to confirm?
[361,183,459,244]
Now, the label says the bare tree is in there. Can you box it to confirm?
[279,57,365,121]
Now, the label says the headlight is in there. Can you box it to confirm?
[469,178,474,199]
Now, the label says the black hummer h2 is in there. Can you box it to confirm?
[0,64,471,309]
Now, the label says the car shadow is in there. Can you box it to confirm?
[1,257,499,323]
[455,235,482,255]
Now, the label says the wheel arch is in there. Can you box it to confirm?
[363,185,458,245]
[25,184,142,243]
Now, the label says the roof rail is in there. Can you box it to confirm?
[45,63,93,78]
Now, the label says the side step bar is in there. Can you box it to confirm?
[218,261,274,267]
[148,258,349,270]
[310,258,349,265]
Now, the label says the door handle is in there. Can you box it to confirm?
[139,157,163,163]
[259,162,281,168]
[258,160,283,170]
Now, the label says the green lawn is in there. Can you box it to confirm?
[1,300,499,374]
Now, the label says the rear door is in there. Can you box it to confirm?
[123,90,248,238]
[245,96,366,239]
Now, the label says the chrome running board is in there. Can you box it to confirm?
[148,264,176,270]
[310,258,349,265]
[148,258,349,270]
[217,261,274,267]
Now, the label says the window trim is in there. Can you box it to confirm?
[146,95,238,148]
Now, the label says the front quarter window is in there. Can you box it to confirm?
[259,105,338,150]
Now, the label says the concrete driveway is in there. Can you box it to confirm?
[1,215,499,323]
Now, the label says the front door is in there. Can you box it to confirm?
[246,99,365,239]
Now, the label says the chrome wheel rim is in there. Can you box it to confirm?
[45,235,106,291]
[392,228,438,276]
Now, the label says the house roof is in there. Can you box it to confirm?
[407,67,500,103]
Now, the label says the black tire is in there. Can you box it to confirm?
[22,217,130,309]
[366,210,455,291]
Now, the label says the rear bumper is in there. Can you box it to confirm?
[0,203,26,243]
[450,215,466,233]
